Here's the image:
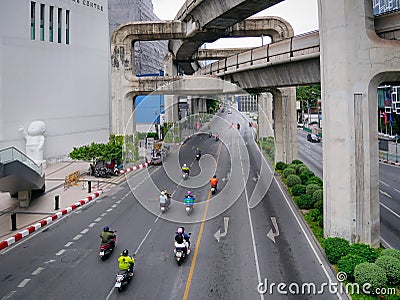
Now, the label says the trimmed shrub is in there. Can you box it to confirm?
[375,255,400,285]
[286,174,302,187]
[312,189,323,203]
[287,164,298,172]
[282,167,296,179]
[275,161,287,171]
[294,163,305,174]
[354,263,387,293]
[299,173,309,185]
[306,176,323,186]
[308,209,321,222]
[324,237,350,264]
[300,169,314,177]
[381,248,400,261]
[291,184,306,196]
[296,194,316,209]
[306,184,321,196]
[348,243,378,263]
[298,165,309,174]
[314,199,323,214]
[291,159,303,165]
[337,254,367,281]
[317,214,323,228]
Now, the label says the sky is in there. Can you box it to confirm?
[152,0,319,48]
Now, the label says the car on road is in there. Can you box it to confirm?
[307,133,320,143]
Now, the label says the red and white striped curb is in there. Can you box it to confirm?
[0,191,103,251]
[118,162,150,174]
[379,159,400,166]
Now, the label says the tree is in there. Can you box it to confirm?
[297,85,321,110]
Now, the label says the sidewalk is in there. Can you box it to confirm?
[0,160,129,245]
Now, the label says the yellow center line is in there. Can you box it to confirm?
[183,141,223,300]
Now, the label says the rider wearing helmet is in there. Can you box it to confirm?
[195,148,201,155]
[185,190,194,199]
[210,175,219,188]
[100,225,115,247]
[160,190,171,207]
[118,249,135,276]
[182,163,190,175]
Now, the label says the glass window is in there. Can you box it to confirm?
[58,8,62,43]
[49,6,54,42]
[66,10,70,45]
[40,4,45,41]
[31,2,35,40]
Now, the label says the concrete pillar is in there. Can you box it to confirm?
[18,190,31,208]
[273,87,297,164]
[258,92,274,139]
[164,52,179,124]
[318,0,400,246]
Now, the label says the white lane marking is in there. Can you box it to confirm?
[56,249,66,256]
[171,190,176,197]
[394,188,400,194]
[116,200,122,204]
[88,223,96,228]
[237,139,264,300]
[31,267,45,276]
[2,290,17,299]
[95,217,102,222]
[106,208,113,212]
[134,229,152,255]
[379,180,389,187]
[154,212,162,223]
[101,213,107,217]
[17,279,31,288]
[381,237,394,249]
[380,190,392,198]
[381,202,400,219]
[73,234,82,241]
[44,259,55,264]
[80,228,89,234]
[64,242,73,247]
[112,196,116,199]
[105,287,114,300]
[275,179,346,300]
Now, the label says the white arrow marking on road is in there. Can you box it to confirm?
[379,190,392,198]
[214,217,229,242]
[266,217,280,243]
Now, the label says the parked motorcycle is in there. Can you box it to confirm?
[115,263,134,292]
[99,234,117,260]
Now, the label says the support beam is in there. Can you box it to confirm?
[258,93,274,139]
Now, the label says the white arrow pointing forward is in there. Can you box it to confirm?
[266,217,279,243]
[214,217,230,242]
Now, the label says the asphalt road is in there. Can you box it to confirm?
[297,131,400,250]
[0,109,345,300]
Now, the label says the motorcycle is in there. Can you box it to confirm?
[182,171,189,180]
[184,196,195,215]
[237,123,240,130]
[195,153,201,161]
[215,135,219,141]
[210,185,217,195]
[209,132,212,138]
[160,194,171,213]
[114,262,134,292]
[99,234,117,260]
[174,241,188,266]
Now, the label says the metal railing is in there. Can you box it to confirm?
[0,147,43,176]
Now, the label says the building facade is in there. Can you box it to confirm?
[0,0,111,162]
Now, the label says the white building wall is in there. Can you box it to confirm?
[0,0,111,162]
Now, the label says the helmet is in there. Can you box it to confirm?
[122,249,129,256]
[177,228,183,235]
[187,191,191,195]
[183,164,187,167]
[213,175,216,178]
[161,191,165,195]
[103,226,109,232]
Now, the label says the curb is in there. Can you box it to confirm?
[379,159,400,166]
[118,162,150,174]
[0,190,103,251]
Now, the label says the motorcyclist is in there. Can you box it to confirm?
[237,123,240,130]
[210,175,219,190]
[195,148,201,157]
[118,249,135,277]
[182,163,190,175]
[185,190,194,199]
[215,133,220,141]
[100,226,115,247]
[159,190,170,207]
[175,227,190,254]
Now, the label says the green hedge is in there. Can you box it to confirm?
[324,237,350,264]
[291,159,303,165]
[282,167,296,178]
[291,184,306,196]
[287,174,302,187]
[375,255,400,285]
[296,194,316,209]
[354,263,387,292]
[275,161,287,171]
[306,176,323,186]
[349,243,378,263]
[337,254,367,281]
[306,184,321,196]
[312,189,323,202]
[381,248,400,261]
[314,199,323,213]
